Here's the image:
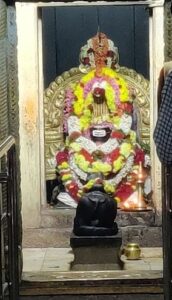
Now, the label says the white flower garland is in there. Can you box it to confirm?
[144,154,151,167]
[71,169,84,189]
[68,113,133,141]
[67,116,81,135]
[74,136,119,154]
[70,156,88,181]
[106,155,134,186]
[119,114,132,135]
[70,153,134,189]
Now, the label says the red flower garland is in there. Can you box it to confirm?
[111,131,125,139]
[66,181,79,201]
[56,150,69,164]
[134,148,145,164]
[80,148,94,163]
[115,183,134,202]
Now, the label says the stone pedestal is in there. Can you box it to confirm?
[70,233,123,271]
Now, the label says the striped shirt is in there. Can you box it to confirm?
[154,71,172,165]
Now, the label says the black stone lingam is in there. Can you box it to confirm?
[73,187,118,236]
[70,184,122,271]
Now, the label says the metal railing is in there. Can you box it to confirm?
[0,136,19,300]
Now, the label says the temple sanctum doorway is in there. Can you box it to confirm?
[15,0,165,296]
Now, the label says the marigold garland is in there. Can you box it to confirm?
[55,67,150,203]
[73,67,130,130]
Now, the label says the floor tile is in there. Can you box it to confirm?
[23,248,46,272]
[23,247,163,273]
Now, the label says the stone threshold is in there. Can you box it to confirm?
[20,270,163,296]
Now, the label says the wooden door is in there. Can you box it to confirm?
[42,5,149,88]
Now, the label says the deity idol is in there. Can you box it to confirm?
[55,33,151,235]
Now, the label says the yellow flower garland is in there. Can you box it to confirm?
[73,140,134,177]
[73,67,130,125]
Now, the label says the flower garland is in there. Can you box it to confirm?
[56,67,150,203]
[56,149,140,200]
[56,135,147,202]
[71,139,133,176]
[73,68,131,130]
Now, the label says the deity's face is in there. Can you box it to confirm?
[92,87,105,104]
[90,126,112,143]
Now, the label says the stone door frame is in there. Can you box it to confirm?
[16,0,164,228]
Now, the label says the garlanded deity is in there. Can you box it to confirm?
[55,33,151,215]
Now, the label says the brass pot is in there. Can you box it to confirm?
[123,243,141,260]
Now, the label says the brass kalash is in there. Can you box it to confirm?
[123,243,141,260]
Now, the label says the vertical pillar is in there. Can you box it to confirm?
[16,3,41,228]
[38,11,46,207]
[149,5,164,217]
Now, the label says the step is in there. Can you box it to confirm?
[40,207,157,229]
[23,208,162,248]
[20,269,163,298]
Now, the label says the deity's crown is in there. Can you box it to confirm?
[79,32,119,75]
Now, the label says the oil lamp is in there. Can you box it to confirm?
[135,161,147,210]
[122,161,148,211]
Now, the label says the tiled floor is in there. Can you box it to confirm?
[23,247,163,273]
[23,248,74,272]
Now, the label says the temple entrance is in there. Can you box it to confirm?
[3,0,172,298]
[15,1,165,295]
